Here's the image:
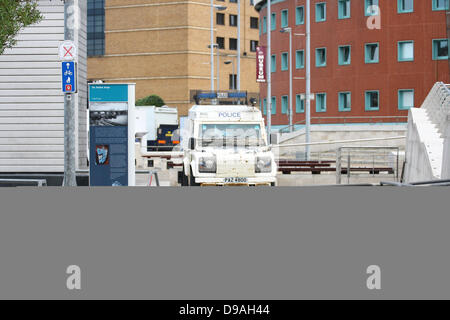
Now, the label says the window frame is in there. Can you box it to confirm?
[296,6,305,25]
[365,0,379,16]
[338,0,351,19]
[281,9,289,28]
[432,0,449,11]
[296,50,305,69]
[365,90,380,111]
[315,2,327,22]
[398,89,415,110]
[315,93,327,113]
[271,54,276,73]
[271,96,277,115]
[338,45,351,65]
[281,52,289,71]
[398,0,414,13]
[315,47,327,67]
[338,92,352,112]
[296,94,305,113]
[397,40,414,62]
[432,39,449,60]
[281,95,289,114]
[365,42,380,64]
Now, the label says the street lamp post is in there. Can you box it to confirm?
[305,0,311,160]
[267,0,272,141]
[210,3,227,91]
[280,27,293,133]
[237,0,241,90]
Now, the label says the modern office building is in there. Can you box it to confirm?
[87,0,261,115]
[0,0,88,173]
[255,0,450,127]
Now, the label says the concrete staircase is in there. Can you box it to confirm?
[404,82,450,182]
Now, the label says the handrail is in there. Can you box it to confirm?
[277,116,408,134]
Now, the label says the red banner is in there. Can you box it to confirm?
[256,46,266,83]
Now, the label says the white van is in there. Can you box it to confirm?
[179,93,277,186]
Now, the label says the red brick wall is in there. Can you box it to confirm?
[257,0,449,126]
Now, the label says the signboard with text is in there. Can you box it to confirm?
[89,84,135,186]
[256,46,266,83]
[61,61,77,93]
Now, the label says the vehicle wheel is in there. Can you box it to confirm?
[189,167,200,186]
[271,182,276,187]
[180,167,189,186]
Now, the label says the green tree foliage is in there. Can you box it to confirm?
[0,0,43,55]
[136,94,165,107]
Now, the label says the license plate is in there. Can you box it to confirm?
[224,177,248,183]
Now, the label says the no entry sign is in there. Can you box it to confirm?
[59,41,77,61]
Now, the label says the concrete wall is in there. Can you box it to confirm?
[0,0,87,172]
[276,123,407,159]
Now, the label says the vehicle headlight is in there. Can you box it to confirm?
[255,157,272,173]
[199,156,217,173]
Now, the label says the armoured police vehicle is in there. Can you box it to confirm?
[179,92,277,186]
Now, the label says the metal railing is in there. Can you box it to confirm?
[277,116,408,134]
[336,146,401,185]
[0,179,47,187]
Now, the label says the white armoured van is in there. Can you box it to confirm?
[179,92,277,186]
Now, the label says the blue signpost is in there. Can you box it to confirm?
[62,61,77,93]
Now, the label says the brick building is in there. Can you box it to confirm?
[254,0,450,128]
[87,0,261,116]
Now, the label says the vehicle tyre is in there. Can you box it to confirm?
[180,166,189,186]
[189,167,200,186]
[271,182,276,187]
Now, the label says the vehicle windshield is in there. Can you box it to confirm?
[200,123,266,148]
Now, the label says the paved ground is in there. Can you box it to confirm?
[135,168,398,187]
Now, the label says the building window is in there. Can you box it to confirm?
[338,45,351,65]
[296,6,304,25]
[87,0,105,57]
[263,98,267,115]
[216,13,225,25]
[338,92,351,112]
[229,74,237,90]
[432,39,449,60]
[229,14,238,27]
[365,0,379,16]
[229,0,237,3]
[263,16,267,33]
[398,41,414,61]
[281,9,288,28]
[315,3,326,22]
[281,52,288,71]
[250,40,258,52]
[271,54,276,72]
[296,94,305,113]
[432,0,449,10]
[296,50,304,69]
[250,17,259,29]
[398,0,414,13]
[271,12,276,31]
[217,37,225,49]
[365,91,380,111]
[316,93,327,113]
[398,89,414,110]
[338,0,351,19]
[229,38,237,50]
[281,95,288,114]
[271,96,277,115]
[365,43,379,63]
[315,48,327,67]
